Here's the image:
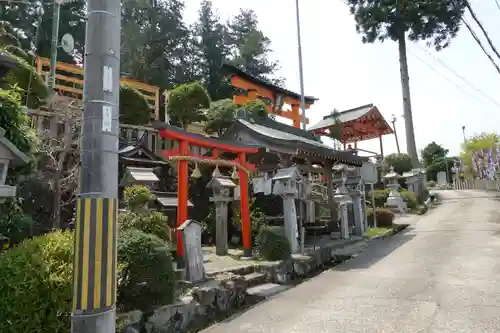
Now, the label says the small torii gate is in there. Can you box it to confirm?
[153,122,259,261]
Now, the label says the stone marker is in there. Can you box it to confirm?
[177,219,205,283]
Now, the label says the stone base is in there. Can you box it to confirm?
[386,196,406,213]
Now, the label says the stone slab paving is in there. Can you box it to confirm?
[202,190,500,333]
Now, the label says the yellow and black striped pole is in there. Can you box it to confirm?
[71,0,121,331]
[72,198,117,313]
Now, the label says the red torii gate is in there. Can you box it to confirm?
[154,122,259,260]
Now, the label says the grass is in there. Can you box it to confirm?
[364,227,391,238]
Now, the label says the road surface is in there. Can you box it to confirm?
[203,190,500,333]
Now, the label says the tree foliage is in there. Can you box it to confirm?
[203,98,268,135]
[421,141,448,167]
[383,153,412,174]
[167,81,210,129]
[346,0,467,50]
[459,132,500,176]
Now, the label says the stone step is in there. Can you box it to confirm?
[243,272,267,288]
[247,283,292,298]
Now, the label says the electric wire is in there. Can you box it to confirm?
[464,0,500,62]
[338,0,500,108]
[413,43,500,108]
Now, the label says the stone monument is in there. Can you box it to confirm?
[272,166,302,253]
[177,219,205,283]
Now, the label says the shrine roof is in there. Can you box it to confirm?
[222,63,318,104]
[225,117,367,166]
[119,134,167,164]
[308,103,393,142]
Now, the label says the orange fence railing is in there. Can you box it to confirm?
[36,57,161,120]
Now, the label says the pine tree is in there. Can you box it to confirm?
[347,0,466,167]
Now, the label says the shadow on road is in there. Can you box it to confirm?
[332,227,416,271]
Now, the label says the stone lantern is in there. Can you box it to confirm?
[383,167,405,213]
[272,166,302,253]
[206,176,236,255]
[332,164,352,239]
[0,127,29,203]
[345,172,366,237]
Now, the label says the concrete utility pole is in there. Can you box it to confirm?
[391,114,401,154]
[71,0,120,332]
[295,0,307,130]
[48,0,61,94]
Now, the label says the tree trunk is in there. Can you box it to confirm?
[397,32,419,168]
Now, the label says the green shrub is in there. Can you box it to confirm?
[400,189,418,210]
[124,185,155,210]
[256,227,291,261]
[0,230,73,333]
[117,229,176,313]
[119,210,171,242]
[366,207,395,228]
[369,189,390,207]
[426,180,436,188]
[0,210,34,246]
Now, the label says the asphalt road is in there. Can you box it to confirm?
[203,190,500,333]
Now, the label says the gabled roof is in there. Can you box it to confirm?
[119,132,167,164]
[223,118,366,166]
[222,63,317,104]
[308,104,393,143]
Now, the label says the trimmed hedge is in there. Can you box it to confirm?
[366,207,395,228]
[0,230,73,333]
[117,229,176,313]
[256,227,291,261]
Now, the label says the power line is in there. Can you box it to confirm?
[461,17,500,74]
[496,0,500,12]
[464,0,500,61]
[413,43,500,108]
[338,0,500,108]
[409,49,500,109]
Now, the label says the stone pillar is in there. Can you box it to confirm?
[352,194,364,236]
[282,194,299,253]
[339,203,349,239]
[333,164,352,240]
[214,200,229,255]
[306,201,316,223]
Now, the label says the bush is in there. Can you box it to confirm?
[117,229,176,313]
[119,210,170,242]
[426,180,437,188]
[400,189,418,210]
[369,189,390,207]
[124,185,154,210]
[0,210,34,246]
[256,227,291,261]
[0,230,73,333]
[366,207,395,228]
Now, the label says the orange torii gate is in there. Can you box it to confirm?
[222,63,318,128]
[153,122,259,260]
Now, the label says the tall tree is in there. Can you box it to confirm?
[194,0,232,100]
[120,0,196,89]
[347,0,466,167]
[226,9,281,84]
[421,141,448,167]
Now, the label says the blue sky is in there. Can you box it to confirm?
[184,0,500,157]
